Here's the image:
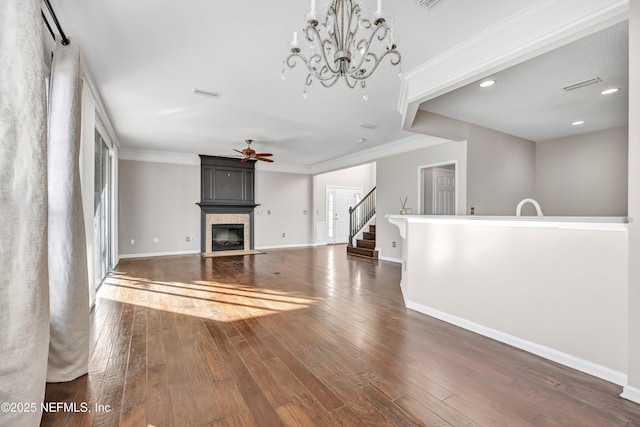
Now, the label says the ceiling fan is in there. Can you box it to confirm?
[233,139,274,163]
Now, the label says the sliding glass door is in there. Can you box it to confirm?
[94,130,111,289]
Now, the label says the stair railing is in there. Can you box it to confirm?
[348,187,376,247]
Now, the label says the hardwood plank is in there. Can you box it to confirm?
[146,364,173,427]
[266,355,340,426]
[261,332,344,412]
[394,395,452,427]
[205,320,284,427]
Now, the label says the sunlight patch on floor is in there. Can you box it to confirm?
[99,274,319,322]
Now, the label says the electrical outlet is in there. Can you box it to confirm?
[282,232,285,238]
[153,237,159,243]
[130,239,135,245]
[186,236,191,242]
[268,210,271,215]
[392,241,396,247]
[303,209,308,215]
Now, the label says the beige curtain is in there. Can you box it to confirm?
[0,1,51,426]
[47,42,90,382]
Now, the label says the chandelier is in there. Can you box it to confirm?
[282,0,401,99]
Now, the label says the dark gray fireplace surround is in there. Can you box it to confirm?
[196,155,257,253]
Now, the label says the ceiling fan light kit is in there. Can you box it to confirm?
[233,140,274,163]
[283,0,401,99]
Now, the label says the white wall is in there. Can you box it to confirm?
[467,127,536,215]
[118,160,200,256]
[376,139,468,261]
[254,170,313,249]
[535,126,628,216]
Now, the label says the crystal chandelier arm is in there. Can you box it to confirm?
[341,73,359,89]
[349,23,390,72]
[350,49,401,81]
[305,25,341,75]
[287,52,343,83]
[320,74,341,88]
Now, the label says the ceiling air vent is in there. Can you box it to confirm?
[562,77,602,92]
[193,89,221,99]
[418,0,442,8]
[359,123,378,130]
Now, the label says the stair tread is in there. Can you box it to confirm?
[347,246,378,259]
[363,231,376,240]
[357,240,376,249]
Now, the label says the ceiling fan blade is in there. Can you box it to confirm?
[255,157,274,162]
[233,149,244,154]
[240,157,249,162]
[253,153,273,157]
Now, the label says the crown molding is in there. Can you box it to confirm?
[310,134,447,175]
[398,0,629,130]
[119,149,200,165]
[255,161,311,174]
[118,134,448,173]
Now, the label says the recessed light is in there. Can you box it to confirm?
[600,88,620,95]
[193,89,221,99]
[571,120,585,126]
[479,79,496,88]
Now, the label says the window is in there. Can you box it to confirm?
[94,130,112,289]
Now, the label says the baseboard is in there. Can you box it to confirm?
[379,255,402,264]
[119,250,200,259]
[405,299,628,386]
[256,243,317,250]
[621,385,640,404]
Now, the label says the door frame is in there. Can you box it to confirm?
[417,161,458,215]
[325,185,363,244]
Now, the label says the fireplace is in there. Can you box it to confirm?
[197,155,257,255]
[212,224,244,251]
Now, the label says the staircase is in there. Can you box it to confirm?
[346,186,378,259]
[347,225,378,259]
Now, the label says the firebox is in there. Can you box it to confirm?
[211,224,244,251]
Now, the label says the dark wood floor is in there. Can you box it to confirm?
[42,245,640,426]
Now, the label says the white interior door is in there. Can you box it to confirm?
[433,169,455,215]
[327,187,362,244]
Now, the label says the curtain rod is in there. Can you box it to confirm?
[42,0,70,46]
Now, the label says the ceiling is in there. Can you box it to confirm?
[49,0,539,168]
[418,21,629,142]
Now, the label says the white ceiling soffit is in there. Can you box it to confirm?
[418,20,628,142]
[398,0,630,135]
